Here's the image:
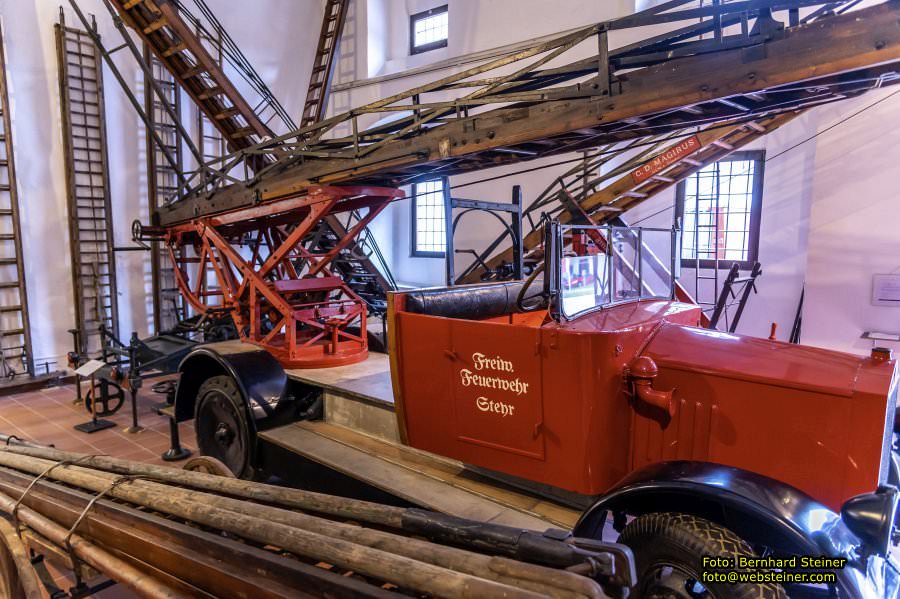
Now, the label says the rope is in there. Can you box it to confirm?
[62,475,155,556]
[10,459,77,535]
[7,454,107,535]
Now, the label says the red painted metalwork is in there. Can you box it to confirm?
[389,295,897,512]
[166,185,403,368]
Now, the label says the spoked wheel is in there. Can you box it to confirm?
[84,380,125,417]
[194,376,254,479]
[182,455,237,478]
[619,513,786,599]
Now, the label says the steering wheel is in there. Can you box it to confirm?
[516,262,548,312]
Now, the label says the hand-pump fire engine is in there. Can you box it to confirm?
[113,1,900,597]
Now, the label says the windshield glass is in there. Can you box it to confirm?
[557,224,676,320]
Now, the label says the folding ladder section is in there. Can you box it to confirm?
[300,0,349,129]
[0,24,33,377]
[56,15,118,354]
[145,50,185,333]
[116,0,393,313]
[109,0,272,156]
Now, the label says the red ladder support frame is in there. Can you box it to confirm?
[165,185,403,368]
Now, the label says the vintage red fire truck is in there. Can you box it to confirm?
[170,221,900,598]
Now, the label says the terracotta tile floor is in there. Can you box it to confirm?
[0,381,196,464]
[0,381,197,598]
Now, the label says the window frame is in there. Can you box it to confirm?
[410,179,447,258]
[409,5,449,55]
[674,150,765,270]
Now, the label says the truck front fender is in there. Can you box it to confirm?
[173,344,288,427]
[575,461,862,559]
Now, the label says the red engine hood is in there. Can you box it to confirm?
[634,323,897,510]
[642,323,892,398]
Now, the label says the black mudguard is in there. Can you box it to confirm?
[574,461,897,598]
[575,461,858,555]
[173,344,290,431]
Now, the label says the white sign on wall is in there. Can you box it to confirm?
[872,274,900,306]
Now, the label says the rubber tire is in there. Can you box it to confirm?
[619,513,787,599]
[194,375,255,480]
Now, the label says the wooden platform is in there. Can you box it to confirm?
[260,421,580,530]
[285,352,393,409]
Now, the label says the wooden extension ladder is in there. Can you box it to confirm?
[460,112,800,291]
[109,0,272,157]
[56,13,119,354]
[121,0,393,313]
[300,0,350,129]
[0,22,33,377]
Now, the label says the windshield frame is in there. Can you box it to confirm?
[546,222,678,321]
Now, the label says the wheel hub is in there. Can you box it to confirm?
[214,422,235,446]
[196,384,250,479]
[646,564,711,599]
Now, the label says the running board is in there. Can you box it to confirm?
[258,421,580,531]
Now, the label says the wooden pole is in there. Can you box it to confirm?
[0,487,185,598]
[0,451,572,599]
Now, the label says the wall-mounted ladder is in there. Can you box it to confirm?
[300,0,349,130]
[56,12,118,354]
[0,23,33,377]
[145,50,185,333]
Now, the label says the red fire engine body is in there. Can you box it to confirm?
[389,296,895,513]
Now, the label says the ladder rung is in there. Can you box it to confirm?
[143,19,168,35]
[214,108,240,120]
[230,127,255,139]
[162,43,188,58]
[198,87,224,100]
[181,65,208,79]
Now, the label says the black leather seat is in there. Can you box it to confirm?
[404,281,526,320]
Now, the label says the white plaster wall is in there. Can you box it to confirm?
[800,88,900,355]
[622,90,900,351]
[0,0,85,370]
